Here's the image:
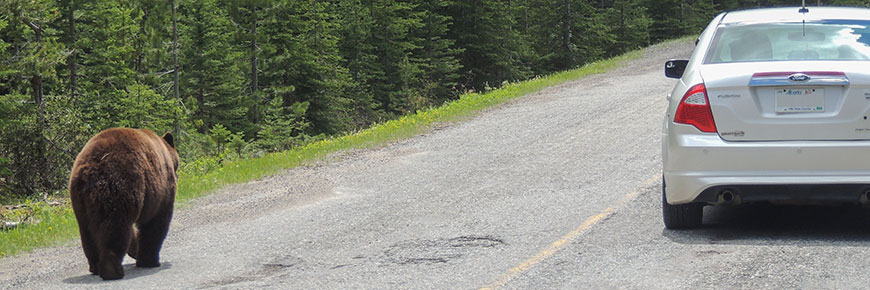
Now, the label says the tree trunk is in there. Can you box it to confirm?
[25,20,48,192]
[250,14,259,95]
[250,6,261,124]
[25,21,44,112]
[172,0,182,136]
[67,0,77,102]
[137,7,148,75]
[620,1,625,48]
[564,0,572,52]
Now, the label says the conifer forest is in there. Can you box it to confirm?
[2,0,869,200]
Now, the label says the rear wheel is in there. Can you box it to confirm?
[662,178,703,229]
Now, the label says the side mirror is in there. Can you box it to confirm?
[665,60,689,79]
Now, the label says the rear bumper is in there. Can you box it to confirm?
[663,124,870,204]
[692,183,870,204]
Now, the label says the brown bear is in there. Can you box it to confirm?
[69,128,179,280]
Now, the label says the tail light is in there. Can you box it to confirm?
[674,83,717,133]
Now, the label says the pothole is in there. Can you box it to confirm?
[384,235,505,265]
[200,257,304,288]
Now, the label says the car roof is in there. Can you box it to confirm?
[721,7,870,24]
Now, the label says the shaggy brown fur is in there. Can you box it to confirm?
[69,128,178,280]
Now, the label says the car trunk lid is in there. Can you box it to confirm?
[701,62,870,141]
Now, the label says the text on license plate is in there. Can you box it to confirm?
[775,88,824,113]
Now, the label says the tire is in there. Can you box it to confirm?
[662,178,703,229]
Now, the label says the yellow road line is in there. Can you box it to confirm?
[481,175,660,290]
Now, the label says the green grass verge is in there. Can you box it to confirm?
[0,202,78,257]
[0,46,648,258]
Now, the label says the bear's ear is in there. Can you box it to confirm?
[162,132,175,148]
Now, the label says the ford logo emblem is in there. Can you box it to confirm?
[788,73,811,82]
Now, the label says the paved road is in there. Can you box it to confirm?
[5,39,870,289]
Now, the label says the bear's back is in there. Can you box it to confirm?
[69,128,178,205]
[73,129,173,175]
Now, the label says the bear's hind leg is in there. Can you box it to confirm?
[134,208,172,268]
[97,250,125,280]
[96,222,134,280]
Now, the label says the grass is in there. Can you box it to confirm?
[0,202,78,257]
[0,45,648,259]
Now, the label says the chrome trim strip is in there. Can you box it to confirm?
[749,75,850,86]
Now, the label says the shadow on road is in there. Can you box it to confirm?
[62,262,172,284]
[663,204,870,245]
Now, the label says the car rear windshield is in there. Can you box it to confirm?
[705,20,870,63]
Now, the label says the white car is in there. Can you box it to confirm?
[662,6,870,229]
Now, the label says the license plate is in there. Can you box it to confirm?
[775,88,825,113]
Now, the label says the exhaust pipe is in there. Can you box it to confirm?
[721,190,735,202]
[861,189,870,205]
[718,189,739,204]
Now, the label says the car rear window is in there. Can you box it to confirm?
[705,20,870,63]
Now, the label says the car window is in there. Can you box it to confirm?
[705,21,870,63]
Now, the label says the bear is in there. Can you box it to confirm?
[69,128,179,280]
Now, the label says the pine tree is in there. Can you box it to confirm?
[75,0,138,129]
[446,0,531,91]
[333,0,381,128]
[645,0,714,42]
[604,0,651,56]
[132,0,173,86]
[178,0,251,136]
[224,0,267,126]
[259,0,352,135]
[336,0,423,116]
[407,0,462,107]
[253,97,310,152]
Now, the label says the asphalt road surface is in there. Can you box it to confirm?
[5,39,870,289]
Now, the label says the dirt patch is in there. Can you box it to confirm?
[383,235,506,265]
[201,257,304,288]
